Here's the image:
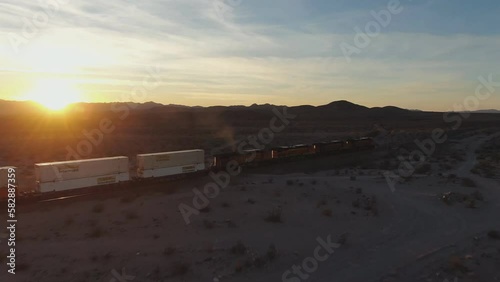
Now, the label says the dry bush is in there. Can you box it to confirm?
[265,207,282,223]
[171,262,190,276]
[230,241,247,255]
[316,199,327,208]
[449,256,468,273]
[322,208,332,217]
[267,244,278,261]
[203,219,215,229]
[163,246,176,256]
[120,193,138,203]
[64,216,74,226]
[488,229,500,240]
[92,203,104,213]
[124,210,139,220]
[199,206,211,213]
[88,226,105,238]
[462,178,476,187]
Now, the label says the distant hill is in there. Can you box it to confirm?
[1,99,498,117]
[0,99,45,115]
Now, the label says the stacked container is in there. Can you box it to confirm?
[137,149,205,178]
[35,157,129,193]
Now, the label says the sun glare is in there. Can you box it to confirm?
[25,79,82,111]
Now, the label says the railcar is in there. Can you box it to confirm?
[243,149,273,164]
[137,150,205,178]
[352,137,376,150]
[313,140,344,154]
[271,144,316,159]
[212,152,248,170]
[35,156,130,193]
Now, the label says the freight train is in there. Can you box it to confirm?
[0,137,375,202]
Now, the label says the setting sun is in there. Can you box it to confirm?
[24,79,82,110]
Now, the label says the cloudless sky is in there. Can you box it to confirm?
[1,0,499,110]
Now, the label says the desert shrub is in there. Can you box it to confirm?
[488,230,500,239]
[462,178,476,187]
[203,219,215,229]
[415,163,431,174]
[92,203,104,213]
[120,193,138,203]
[286,180,294,186]
[471,190,484,201]
[337,233,348,245]
[466,199,476,209]
[322,209,332,217]
[64,216,74,226]
[124,210,138,220]
[267,244,278,261]
[234,261,244,273]
[103,252,112,260]
[88,226,104,238]
[449,256,468,273]
[171,262,190,276]
[265,207,282,223]
[363,196,377,211]
[221,202,231,208]
[230,241,247,255]
[163,247,176,256]
[352,199,360,208]
[247,198,256,204]
[316,199,327,208]
[253,256,266,268]
[199,206,211,213]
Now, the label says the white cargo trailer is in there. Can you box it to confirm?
[35,157,129,193]
[137,149,205,178]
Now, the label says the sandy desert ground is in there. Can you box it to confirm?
[1,126,499,282]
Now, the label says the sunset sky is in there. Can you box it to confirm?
[1,0,500,111]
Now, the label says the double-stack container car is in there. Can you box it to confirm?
[271,144,316,159]
[35,156,130,193]
[136,149,205,178]
[313,140,344,154]
[213,149,273,170]
[352,137,376,150]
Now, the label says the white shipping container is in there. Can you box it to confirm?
[137,150,204,171]
[37,172,129,193]
[138,163,205,178]
[35,156,129,183]
[0,167,17,189]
